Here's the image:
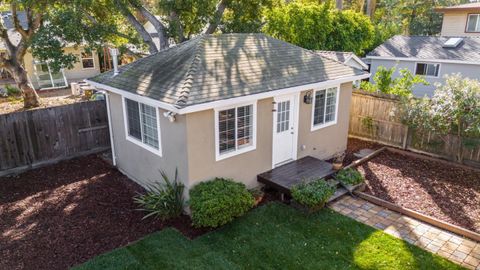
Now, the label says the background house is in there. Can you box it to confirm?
[87,34,368,191]
[436,2,480,37]
[0,11,101,90]
[366,3,480,97]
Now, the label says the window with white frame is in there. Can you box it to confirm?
[81,51,95,69]
[312,87,338,129]
[216,103,255,159]
[124,98,161,153]
[466,14,480,33]
[415,63,440,77]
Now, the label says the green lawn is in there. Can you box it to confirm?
[75,203,464,270]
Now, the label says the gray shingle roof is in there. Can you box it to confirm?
[314,51,354,63]
[367,35,480,62]
[91,34,366,108]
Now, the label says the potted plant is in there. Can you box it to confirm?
[249,187,265,206]
[332,153,345,170]
[336,168,365,193]
[291,178,336,214]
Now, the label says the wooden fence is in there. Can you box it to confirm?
[349,90,480,167]
[0,100,110,175]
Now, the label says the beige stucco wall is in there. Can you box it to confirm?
[185,98,274,189]
[297,82,353,160]
[185,82,353,189]
[107,92,190,189]
[23,46,101,89]
[441,11,480,37]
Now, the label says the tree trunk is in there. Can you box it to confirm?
[11,66,40,108]
[137,6,169,50]
[366,0,376,18]
[336,0,343,10]
[205,0,228,34]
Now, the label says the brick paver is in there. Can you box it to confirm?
[329,195,480,270]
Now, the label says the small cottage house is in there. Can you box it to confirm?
[87,34,368,191]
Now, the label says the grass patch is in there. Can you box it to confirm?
[75,203,464,270]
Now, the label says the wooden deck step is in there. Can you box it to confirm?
[328,187,349,203]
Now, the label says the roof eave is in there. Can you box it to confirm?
[88,73,370,115]
[366,55,480,65]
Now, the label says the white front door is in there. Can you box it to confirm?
[273,94,298,167]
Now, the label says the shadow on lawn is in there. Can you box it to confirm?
[75,203,461,270]
[359,150,480,233]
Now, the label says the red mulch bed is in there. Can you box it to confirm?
[347,139,480,234]
[0,155,208,270]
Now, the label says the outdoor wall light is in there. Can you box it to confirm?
[304,91,313,104]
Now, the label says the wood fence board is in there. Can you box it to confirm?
[349,90,480,167]
[0,100,110,173]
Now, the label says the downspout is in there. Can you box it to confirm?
[105,92,117,166]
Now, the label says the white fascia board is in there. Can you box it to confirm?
[87,73,370,115]
[178,73,370,114]
[366,56,480,66]
[347,55,369,70]
[85,79,181,113]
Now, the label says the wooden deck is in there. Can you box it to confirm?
[257,156,336,194]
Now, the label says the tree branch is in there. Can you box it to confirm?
[115,0,158,54]
[205,0,228,34]
[11,3,29,39]
[135,5,169,50]
[169,10,185,42]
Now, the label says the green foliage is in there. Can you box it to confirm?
[189,178,255,228]
[291,179,335,210]
[336,168,364,186]
[263,3,375,55]
[402,74,480,162]
[134,170,185,220]
[220,0,273,33]
[5,85,20,97]
[362,66,428,97]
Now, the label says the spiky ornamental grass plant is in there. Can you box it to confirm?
[134,169,185,221]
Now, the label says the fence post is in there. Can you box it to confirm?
[402,126,409,150]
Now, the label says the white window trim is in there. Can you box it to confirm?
[414,62,441,78]
[466,14,480,33]
[122,96,163,157]
[214,101,257,162]
[81,51,96,70]
[310,85,340,132]
[32,60,68,90]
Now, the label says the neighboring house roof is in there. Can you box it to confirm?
[366,35,480,63]
[90,34,367,109]
[435,2,480,12]
[315,50,368,70]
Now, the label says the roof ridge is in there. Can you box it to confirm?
[175,35,206,107]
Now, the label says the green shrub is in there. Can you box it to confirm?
[336,168,364,186]
[291,179,335,210]
[189,178,255,228]
[134,170,185,220]
[5,84,21,96]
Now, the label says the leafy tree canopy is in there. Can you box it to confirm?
[361,66,428,97]
[263,2,375,55]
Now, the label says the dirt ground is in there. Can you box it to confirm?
[0,155,208,270]
[347,139,480,234]
[0,88,85,115]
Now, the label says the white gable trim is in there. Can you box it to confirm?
[366,56,480,66]
[345,54,369,70]
[86,73,369,115]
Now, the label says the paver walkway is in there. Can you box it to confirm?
[330,195,480,269]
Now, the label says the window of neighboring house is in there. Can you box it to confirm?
[311,87,339,131]
[466,14,480,32]
[81,51,95,69]
[215,102,256,161]
[124,98,162,155]
[415,63,440,77]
